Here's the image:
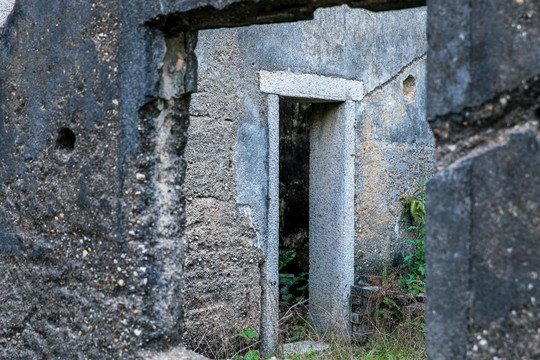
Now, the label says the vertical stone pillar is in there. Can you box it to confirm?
[426,1,540,358]
[309,100,355,334]
[260,94,280,356]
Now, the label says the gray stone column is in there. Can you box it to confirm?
[426,1,540,358]
[260,94,280,356]
[309,100,355,335]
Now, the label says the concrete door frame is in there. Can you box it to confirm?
[259,71,362,353]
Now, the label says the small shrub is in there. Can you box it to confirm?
[363,265,405,331]
[279,250,308,304]
[399,180,426,295]
[376,297,404,324]
[233,350,259,360]
[235,328,259,340]
[233,328,259,360]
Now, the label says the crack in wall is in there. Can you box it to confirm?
[363,52,427,98]
[431,74,540,169]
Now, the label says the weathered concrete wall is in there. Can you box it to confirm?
[0,0,426,358]
[355,56,434,274]
[3,0,537,358]
[426,0,540,359]
[0,0,193,358]
[0,1,130,358]
[182,29,264,355]
[185,4,431,353]
[195,4,430,273]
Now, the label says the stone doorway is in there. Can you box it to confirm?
[261,70,361,349]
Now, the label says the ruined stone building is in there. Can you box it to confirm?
[0,1,538,359]
[185,5,432,354]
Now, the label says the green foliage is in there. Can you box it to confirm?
[399,180,426,295]
[376,297,404,323]
[280,272,309,303]
[279,250,308,303]
[402,315,426,336]
[279,250,296,271]
[235,328,259,340]
[354,315,426,360]
[233,329,259,360]
[233,350,259,360]
[278,287,426,360]
[371,264,405,327]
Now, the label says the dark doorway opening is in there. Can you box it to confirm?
[278,101,311,284]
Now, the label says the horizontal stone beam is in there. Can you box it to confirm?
[260,71,364,102]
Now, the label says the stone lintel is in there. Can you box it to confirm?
[260,71,364,102]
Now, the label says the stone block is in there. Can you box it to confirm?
[426,128,540,360]
[427,0,540,118]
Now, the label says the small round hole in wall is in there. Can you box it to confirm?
[56,127,76,151]
[403,75,416,103]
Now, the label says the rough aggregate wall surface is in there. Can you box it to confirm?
[0,1,284,358]
[184,28,265,357]
[427,127,540,360]
[121,4,426,355]
[426,0,540,358]
[183,32,264,353]
[186,6,430,351]
[0,0,190,358]
[0,0,133,358]
[427,0,540,118]
[355,56,434,275]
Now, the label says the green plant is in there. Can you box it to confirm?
[233,328,259,360]
[279,250,296,270]
[361,264,406,333]
[376,297,404,324]
[370,265,405,328]
[233,350,259,360]
[279,298,312,343]
[280,320,426,359]
[279,250,308,303]
[399,180,426,295]
[235,328,259,340]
